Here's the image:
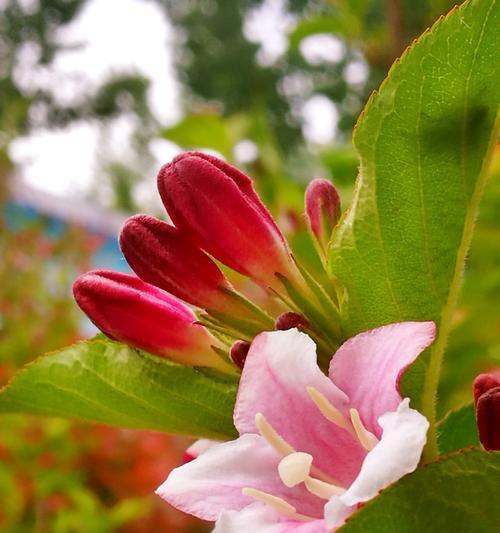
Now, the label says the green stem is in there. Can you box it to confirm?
[220,287,275,329]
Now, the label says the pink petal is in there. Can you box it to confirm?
[324,399,428,528]
[329,321,436,435]
[215,504,329,533]
[156,433,323,521]
[234,329,366,486]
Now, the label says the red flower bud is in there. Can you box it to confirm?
[73,270,228,370]
[120,214,235,312]
[305,178,341,255]
[157,151,295,288]
[473,373,500,451]
[230,340,251,370]
[275,312,310,331]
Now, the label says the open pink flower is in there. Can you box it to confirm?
[157,322,436,531]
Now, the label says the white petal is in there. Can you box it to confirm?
[215,503,330,533]
[322,498,355,531]
[325,399,428,527]
[214,503,284,533]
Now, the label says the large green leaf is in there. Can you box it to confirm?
[329,0,500,459]
[340,448,500,532]
[0,339,238,439]
[437,403,480,454]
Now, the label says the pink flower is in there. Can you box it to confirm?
[157,151,297,288]
[157,322,436,531]
[73,270,228,370]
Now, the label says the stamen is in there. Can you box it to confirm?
[306,386,350,430]
[278,452,313,487]
[349,408,379,450]
[242,488,315,522]
[255,413,295,456]
[304,477,346,499]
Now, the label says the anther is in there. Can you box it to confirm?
[255,413,295,456]
[304,477,345,499]
[278,452,313,487]
[242,488,315,522]
[307,386,350,431]
[349,408,379,450]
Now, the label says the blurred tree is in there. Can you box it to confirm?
[0,0,156,211]
[157,0,457,208]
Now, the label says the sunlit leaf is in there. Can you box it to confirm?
[340,448,500,532]
[0,339,238,440]
[329,0,500,458]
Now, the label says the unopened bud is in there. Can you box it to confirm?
[157,151,296,288]
[230,340,251,370]
[120,215,234,312]
[473,373,500,451]
[305,178,341,256]
[73,270,228,371]
[275,312,310,331]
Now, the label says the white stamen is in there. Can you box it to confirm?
[349,408,379,451]
[304,476,346,499]
[278,452,313,487]
[255,413,295,456]
[306,386,350,430]
[255,412,342,487]
[242,488,315,522]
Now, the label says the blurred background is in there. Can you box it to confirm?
[0,0,499,531]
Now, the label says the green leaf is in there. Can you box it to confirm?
[328,0,500,460]
[437,403,480,454]
[161,113,233,158]
[340,448,500,532]
[0,339,238,440]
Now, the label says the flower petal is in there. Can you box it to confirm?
[156,433,323,521]
[329,321,436,435]
[214,503,283,533]
[182,439,218,463]
[214,503,329,533]
[324,398,428,528]
[234,329,366,485]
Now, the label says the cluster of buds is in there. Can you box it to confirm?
[74,151,343,371]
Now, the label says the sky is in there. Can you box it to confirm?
[8,0,366,200]
[9,0,179,199]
